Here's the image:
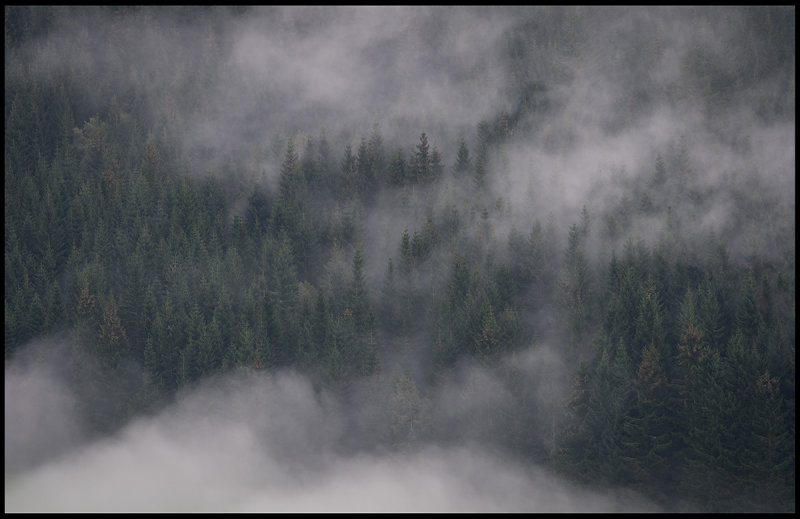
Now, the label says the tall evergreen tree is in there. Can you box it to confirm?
[620,342,675,495]
[412,132,430,184]
[388,147,407,187]
[558,223,590,354]
[96,294,128,369]
[632,278,667,365]
[430,145,444,183]
[453,136,472,178]
[390,373,429,450]
[367,124,386,190]
[348,245,371,335]
[472,148,488,190]
[340,143,357,198]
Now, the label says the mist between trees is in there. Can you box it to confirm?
[5,5,794,513]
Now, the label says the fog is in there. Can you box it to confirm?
[5,5,792,513]
[13,5,793,258]
[5,337,662,513]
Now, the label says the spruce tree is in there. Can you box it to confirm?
[453,136,472,178]
[413,132,430,184]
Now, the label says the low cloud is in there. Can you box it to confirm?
[4,333,87,476]
[5,340,660,513]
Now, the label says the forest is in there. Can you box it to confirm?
[4,6,795,513]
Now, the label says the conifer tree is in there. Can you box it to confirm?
[744,368,795,511]
[620,342,674,493]
[367,124,386,187]
[97,294,128,369]
[735,269,760,341]
[413,132,430,184]
[472,148,488,190]
[390,373,429,450]
[388,147,406,187]
[632,278,666,365]
[301,135,318,187]
[355,137,371,202]
[453,136,472,178]
[348,245,371,335]
[558,223,590,354]
[341,143,357,198]
[430,145,444,183]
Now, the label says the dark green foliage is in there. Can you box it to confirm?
[387,147,407,187]
[558,222,591,356]
[620,343,676,494]
[412,132,431,184]
[390,373,430,450]
[472,147,488,190]
[4,6,793,513]
[453,136,471,178]
[245,189,271,237]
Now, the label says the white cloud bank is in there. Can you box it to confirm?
[5,357,659,513]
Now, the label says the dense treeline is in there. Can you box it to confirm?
[5,5,794,513]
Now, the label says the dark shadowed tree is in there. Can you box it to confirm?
[453,135,472,179]
[412,132,430,184]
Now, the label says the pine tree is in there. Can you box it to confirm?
[652,153,666,187]
[271,235,299,367]
[120,247,148,362]
[311,290,331,355]
[743,368,795,511]
[367,124,386,188]
[558,223,590,354]
[294,313,316,373]
[355,137,371,202]
[453,136,472,178]
[97,294,128,369]
[412,132,430,184]
[27,292,46,340]
[341,143,357,198]
[388,147,406,187]
[430,145,444,183]
[333,305,358,380]
[144,295,183,393]
[580,348,633,485]
[390,373,429,450]
[232,320,257,369]
[43,279,65,333]
[696,280,726,351]
[75,284,99,352]
[734,269,760,341]
[620,342,675,495]
[316,129,334,190]
[197,316,223,377]
[301,135,318,188]
[275,139,303,237]
[473,302,499,361]
[472,147,488,190]
[326,342,345,391]
[323,239,349,308]
[632,278,667,365]
[245,188,271,237]
[681,349,736,511]
[179,303,205,384]
[555,357,594,480]
[379,257,400,332]
[348,245,371,335]
[400,228,413,274]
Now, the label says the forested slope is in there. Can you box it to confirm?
[5,6,794,512]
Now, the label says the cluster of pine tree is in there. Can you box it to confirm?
[5,5,794,512]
